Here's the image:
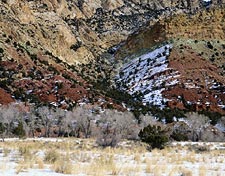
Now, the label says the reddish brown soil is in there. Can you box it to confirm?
[0,88,14,105]
[163,47,225,114]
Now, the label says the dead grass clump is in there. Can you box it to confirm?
[151,148,162,157]
[152,165,163,175]
[15,162,27,174]
[86,154,118,175]
[0,161,7,171]
[122,165,141,175]
[199,165,207,176]
[134,153,141,163]
[52,156,72,174]
[18,145,32,160]
[44,149,60,164]
[145,164,153,173]
[188,145,210,153]
[75,152,92,162]
[184,152,197,163]
[169,166,183,176]
[16,159,35,174]
[3,148,11,157]
[179,167,193,176]
[36,157,44,169]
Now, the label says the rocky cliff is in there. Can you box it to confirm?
[1,0,224,64]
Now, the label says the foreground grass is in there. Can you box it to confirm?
[0,138,225,175]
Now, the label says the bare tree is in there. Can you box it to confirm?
[59,111,75,137]
[36,106,56,137]
[72,106,95,138]
[0,106,7,141]
[139,114,158,128]
[186,112,210,141]
[23,106,39,137]
[96,109,139,146]
[54,108,80,137]
[113,110,138,140]
[96,122,120,147]
[26,112,37,137]
[0,104,22,140]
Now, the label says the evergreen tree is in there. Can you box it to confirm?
[138,125,169,150]
[13,121,26,138]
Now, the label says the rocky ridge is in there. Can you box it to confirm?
[1,0,224,64]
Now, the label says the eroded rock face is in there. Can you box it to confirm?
[1,0,223,64]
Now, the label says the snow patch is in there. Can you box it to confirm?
[115,44,180,107]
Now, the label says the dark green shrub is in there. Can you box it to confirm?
[207,41,213,49]
[0,123,6,135]
[0,47,4,54]
[26,41,31,46]
[199,111,222,125]
[138,125,169,150]
[48,65,59,74]
[62,73,71,80]
[70,41,81,52]
[13,121,26,138]
[30,54,37,61]
[171,131,188,141]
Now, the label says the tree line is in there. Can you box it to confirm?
[0,104,224,149]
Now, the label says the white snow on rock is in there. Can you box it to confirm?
[215,122,225,132]
[115,44,180,108]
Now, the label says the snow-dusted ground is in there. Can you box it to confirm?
[0,138,224,176]
[115,45,180,108]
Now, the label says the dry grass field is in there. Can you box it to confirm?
[0,138,224,176]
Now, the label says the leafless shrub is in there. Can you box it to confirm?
[0,104,23,140]
[186,112,210,141]
[96,123,121,147]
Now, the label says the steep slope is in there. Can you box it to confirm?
[115,44,177,107]
[0,0,224,116]
[114,7,225,114]
[1,0,224,64]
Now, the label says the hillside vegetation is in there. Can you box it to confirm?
[0,1,224,142]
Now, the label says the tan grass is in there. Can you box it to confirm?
[121,165,141,175]
[0,139,224,175]
[183,152,197,163]
[3,148,11,157]
[0,160,8,171]
[71,164,82,175]
[179,167,193,176]
[36,157,44,169]
[152,165,163,175]
[146,157,160,166]
[18,145,33,161]
[199,165,207,176]
[134,153,141,163]
[52,156,72,174]
[151,148,162,156]
[44,149,60,164]
[85,154,120,175]
[169,166,179,176]
[75,152,92,162]
[145,163,153,173]
[15,159,35,174]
